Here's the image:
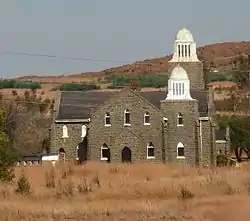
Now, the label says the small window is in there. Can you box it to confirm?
[124,109,131,125]
[105,112,111,126]
[144,112,150,125]
[101,143,110,162]
[177,142,185,158]
[81,125,87,137]
[62,125,69,138]
[147,142,155,159]
[177,113,183,126]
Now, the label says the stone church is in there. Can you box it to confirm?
[50,28,230,167]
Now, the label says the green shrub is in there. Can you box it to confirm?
[206,71,233,83]
[106,73,168,88]
[0,79,41,89]
[15,172,31,196]
[139,74,168,88]
[60,83,100,91]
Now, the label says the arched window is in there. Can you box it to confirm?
[81,125,87,138]
[124,109,131,125]
[144,112,150,125]
[101,143,110,162]
[147,142,155,159]
[177,113,183,126]
[62,125,69,138]
[105,112,111,126]
[177,142,185,158]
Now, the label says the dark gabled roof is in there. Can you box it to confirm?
[139,89,208,116]
[57,91,117,120]
[56,89,209,120]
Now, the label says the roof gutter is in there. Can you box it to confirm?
[55,118,91,123]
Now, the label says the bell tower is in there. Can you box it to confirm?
[161,65,199,165]
[168,28,204,90]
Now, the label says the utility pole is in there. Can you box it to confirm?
[248,55,250,115]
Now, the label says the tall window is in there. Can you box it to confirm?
[188,45,191,57]
[124,109,131,125]
[177,142,185,158]
[105,112,111,126]
[184,45,187,57]
[144,112,150,125]
[101,143,110,162]
[177,113,183,126]
[181,45,184,57]
[178,45,181,57]
[62,125,68,138]
[147,142,155,159]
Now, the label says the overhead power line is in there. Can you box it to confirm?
[1,50,250,72]
[1,51,133,64]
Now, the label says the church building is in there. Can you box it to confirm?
[50,28,230,167]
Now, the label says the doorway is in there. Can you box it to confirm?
[121,146,132,163]
[77,137,88,164]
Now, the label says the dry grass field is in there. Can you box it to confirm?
[1,162,250,220]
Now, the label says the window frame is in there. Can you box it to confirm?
[101,143,110,161]
[104,112,111,127]
[124,109,131,126]
[147,142,155,159]
[177,142,185,159]
[62,125,69,138]
[144,112,150,125]
[177,113,184,127]
[81,125,87,138]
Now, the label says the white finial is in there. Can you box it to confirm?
[169,27,199,63]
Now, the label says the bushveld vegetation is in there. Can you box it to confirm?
[106,73,168,89]
[0,162,249,220]
[59,82,100,91]
[0,79,41,89]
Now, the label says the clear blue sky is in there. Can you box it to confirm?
[0,0,249,77]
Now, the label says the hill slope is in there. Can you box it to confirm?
[16,41,250,83]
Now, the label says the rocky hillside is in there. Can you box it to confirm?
[16,41,250,83]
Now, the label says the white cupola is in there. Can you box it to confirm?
[169,28,199,63]
[166,65,193,100]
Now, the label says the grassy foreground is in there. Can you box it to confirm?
[1,162,250,220]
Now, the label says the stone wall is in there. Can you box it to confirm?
[52,122,88,160]
[197,118,216,167]
[168,62,204,90]
[160,99,199,166]
[88,88,162,163]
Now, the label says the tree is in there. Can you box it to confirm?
[232,55,249,89]
[0,108,16,182]
[217,115,250,162]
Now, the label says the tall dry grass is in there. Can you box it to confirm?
[1,162,250,220]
